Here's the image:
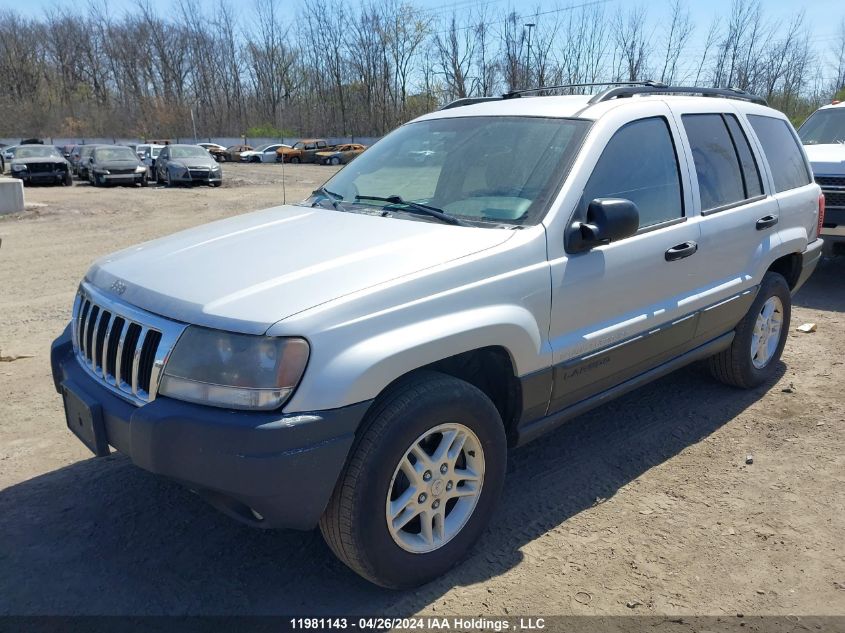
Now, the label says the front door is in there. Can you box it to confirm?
[546,107,703,414]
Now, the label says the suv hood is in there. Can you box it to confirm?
[804,144,845,173]
[86,205,514,334]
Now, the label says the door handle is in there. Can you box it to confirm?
[756,214,778,230]
[665,241,698,261]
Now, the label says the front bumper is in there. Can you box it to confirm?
[794,238,824,293]
[12,170,66,184]
[170,171,222,184]
[98,173,144,183]
[51,325,369,530]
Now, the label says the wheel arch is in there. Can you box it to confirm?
[766,252,801,290]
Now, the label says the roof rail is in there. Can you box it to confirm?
[438,81,767,111]
[439,96,503,110]
[502,80,665,100]
[588,84,767,106]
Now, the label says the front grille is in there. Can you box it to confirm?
[816,175,845,188]
[823,191,845,208]
[71,283,186,405]
[189,169,210,180]
[28,163,58,173]
[109,168,136,175]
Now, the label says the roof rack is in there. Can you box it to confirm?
[502,80,663,99]
[438,81,767,111]
[439,96,504,111]
[588,84,767,106]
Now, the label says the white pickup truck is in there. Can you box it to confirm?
[799,99,845,255]
[51,83,823,588]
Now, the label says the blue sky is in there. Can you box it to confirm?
[9,0,845,62]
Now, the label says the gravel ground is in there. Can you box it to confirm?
[0,163,843,617]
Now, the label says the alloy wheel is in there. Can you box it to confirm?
[385,423,485,554]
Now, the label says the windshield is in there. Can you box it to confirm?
[94,147,137,161]
[151,147,162,157]
[16,146,62,159]
[171,146,210,159]
[799,109,845,145]
[311,116,589,226]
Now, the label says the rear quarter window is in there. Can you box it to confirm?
[748,114,811,193]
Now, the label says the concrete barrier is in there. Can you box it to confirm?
[0,178,25,215]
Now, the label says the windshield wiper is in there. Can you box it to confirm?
[311,186,344,210]
[354,194,468,226]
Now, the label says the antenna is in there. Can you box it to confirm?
[279,98,287,205]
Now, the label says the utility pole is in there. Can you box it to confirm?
[525,22,536,88]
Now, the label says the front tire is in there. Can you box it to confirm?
[320,371,507,589]
[708,272,791,388]
[290,156,300,164]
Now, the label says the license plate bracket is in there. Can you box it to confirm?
[62,381,110,457]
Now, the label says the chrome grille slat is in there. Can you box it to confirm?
[70,283,187,407]
[114,319,129,389]
[131,326,148,397]
[100,312,115,377]
[89,309,105,371]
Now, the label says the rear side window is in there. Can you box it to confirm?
[682,114,746,211]
[582,117,683,229]
[748,115,811,192]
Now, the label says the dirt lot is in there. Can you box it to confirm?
[0,163,843,618]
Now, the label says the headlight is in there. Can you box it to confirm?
[11,164,26,172]
[159,327,309,410]
[135,166,147,173]
[94,168,110,175]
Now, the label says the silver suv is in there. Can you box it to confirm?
[51,83,823,588]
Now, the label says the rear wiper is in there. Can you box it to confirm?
[311,186,343,209]
[354,194,468,226]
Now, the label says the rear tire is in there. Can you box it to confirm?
[320,371,507,589]
[708,272,791,388]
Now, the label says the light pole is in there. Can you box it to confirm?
[525,22,536,88]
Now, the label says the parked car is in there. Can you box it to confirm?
[86,145,149,187]
[137,144,165,181]
[798,99,845,256]
[3,145,18,163]
[239,143,290,163]
[155,144,222,186]
[276,139,332,163]
[317,143,367,165]
[9,144,72,186]
[221,144,253,162]
[197,142,227,161]
[51,84,822,589]
[76,144,110,180]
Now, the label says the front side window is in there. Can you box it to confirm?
[581,117,683,229]
[798,108,845,145]
[683,113,751,211]
[748,114,811,193]
[314,116,590,226]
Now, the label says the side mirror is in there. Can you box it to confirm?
[88,157,94,164]
[572,198,639,250]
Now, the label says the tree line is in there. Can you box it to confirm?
[0,0,843,140]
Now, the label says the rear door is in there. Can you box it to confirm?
[669,102,781,339]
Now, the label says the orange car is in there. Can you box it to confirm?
[316,143,367,165]
[222,144,253,162]
[276,139,332,164]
